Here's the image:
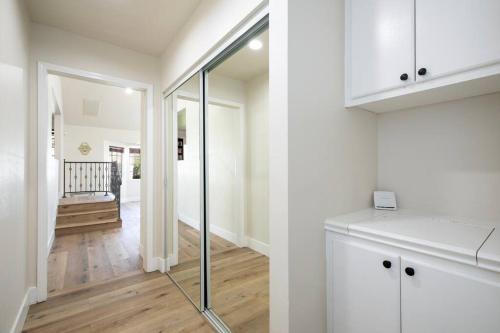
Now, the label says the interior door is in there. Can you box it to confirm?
[416,0,500,81]
[349,0,414,98]
[331,237,401,333]
[401,257,500,333]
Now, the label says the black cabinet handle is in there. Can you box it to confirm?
[405,267,415,276]
[383,260,392,269]
[418,68,427,76]
[400,73,409,81]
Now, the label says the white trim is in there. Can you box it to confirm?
[178,218,239,246]
[36,62,155,302]
[47,228,55,254]
[10,287,37,333]
[245,237,270,257]
[155,257,167,273]
[178,214,199,230]
[211,224,239,245]
[167,255,177,268]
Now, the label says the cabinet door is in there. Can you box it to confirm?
[330,238,400,333]
[416,0,500,81]
[348,0,414,99]
[401,258,500,333]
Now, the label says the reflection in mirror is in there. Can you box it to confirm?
[206,28,269,331]
[166,73,202,309]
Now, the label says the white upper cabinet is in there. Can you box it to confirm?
[348,0,414,99]
[416,0,500,82]
[346,0,500,112]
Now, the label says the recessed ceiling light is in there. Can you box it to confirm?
[248,39,263,50]
[125,87,134,94]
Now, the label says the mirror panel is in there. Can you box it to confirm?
[167,73,202,309]
[205,28,269,331]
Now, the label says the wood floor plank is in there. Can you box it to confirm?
[27,202,268,332]
[169,222,269,332]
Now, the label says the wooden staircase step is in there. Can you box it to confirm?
[57,207,118,217]
[55,218,122,236]
[56,209,118,225]
[58,201,118,214]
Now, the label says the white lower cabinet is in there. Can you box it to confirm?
[326,210,500,333]
[401,258,500,333]
[331,238,400,333]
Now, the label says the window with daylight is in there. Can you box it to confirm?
[129,147,141,179]
[109,146,124,176]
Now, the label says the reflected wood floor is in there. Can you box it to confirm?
[47,202,142,296]
[170,222,269,333]
[23,271,214,333]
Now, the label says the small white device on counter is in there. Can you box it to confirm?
[373,191,397,210]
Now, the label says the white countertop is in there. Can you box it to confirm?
[478,229,500,273]
[325,209,497,268]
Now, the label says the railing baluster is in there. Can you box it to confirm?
[62,161,118,198]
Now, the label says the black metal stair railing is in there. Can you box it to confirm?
[110,161,122,220]
[63,160,122,218]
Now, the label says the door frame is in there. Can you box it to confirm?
[36,62,155,302]
[167,89,246,267]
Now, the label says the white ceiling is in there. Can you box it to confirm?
[25,0,201,55]
[56,75,142,131]
[213,30,269,82]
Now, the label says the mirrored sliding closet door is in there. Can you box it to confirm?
[166,73,203,309]
[165,16,270,332]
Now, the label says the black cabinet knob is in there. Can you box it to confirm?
[418,68,427,76]
[383,260,392,269]
[400,73,409,81]
[405,267,415,276]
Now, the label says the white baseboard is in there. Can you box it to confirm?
[155,257,167,273]
[178,215,265,253]
[245,237,269,257]
[167,254,178,268]
[210,224,238,244]
[179,216,238,245]
[10,287,37,333]
[47,229,55,254]
[178,214,199,230]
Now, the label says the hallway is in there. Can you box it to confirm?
[23,271,213,333]
[47,202,142,295]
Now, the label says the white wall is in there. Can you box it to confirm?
[378,92,500,222]
[176,98,243,243]
[283,0,378,332]
[246,73,269,245]
[64,125,140,162]
[29,23,163,277]
[0,0,31,332]
[62,124,140,202]
[208,103,242,241]
[176,98,200,225]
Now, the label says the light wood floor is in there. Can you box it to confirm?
[28,204,268,332]
[23,271,214,333]
[170,222,269,332]
[47,202,142,295]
